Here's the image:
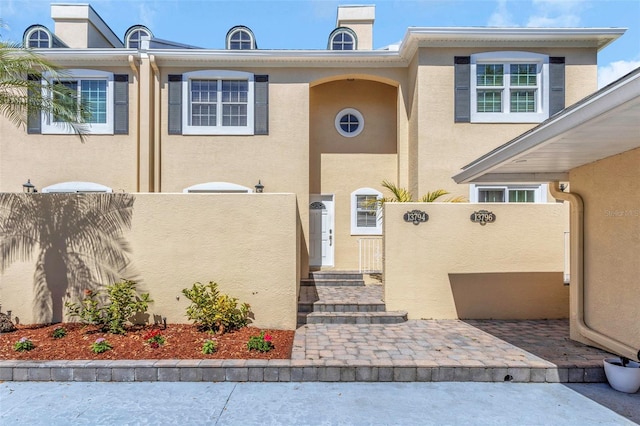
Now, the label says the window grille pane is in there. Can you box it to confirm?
[29,30,49,48]
[510,64,537,86]
[81,80,107,123]
[332,32,354,50]
[509,189,535,202]
[477,90,502,113]
[192,104,217,126]
[230,30,252,49]
[191,80,218,126]
[357,211,377,227]
[510,90,536,112]
[222,80,248,103]
[222,104,247,126]
[478,189,505,202]
[340,113,359,133]
[53,81,77,123]
[477,64,503,86]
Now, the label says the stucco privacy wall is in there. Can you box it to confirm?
[384,203,568,319]
[570,147,640,353]
[0,193,299,330]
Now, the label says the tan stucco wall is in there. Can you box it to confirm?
[569,147,640,353]
[0,68,138,193]
[384,203,568,319]
[0,193,299,330]
[416,47,598,198]
[320,154,396,270]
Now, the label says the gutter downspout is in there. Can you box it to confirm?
[550,181,639,361]
[149,55,161,192]
[128,55,141,192]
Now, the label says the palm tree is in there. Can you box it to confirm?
[0,39,90,141]
[378,180,467,203]
[0,193,135,323]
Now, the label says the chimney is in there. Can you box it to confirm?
[51,3,122,48]
[336,5,375,50]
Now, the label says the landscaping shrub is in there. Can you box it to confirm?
[65,280,152,334]
[181,281,250,333]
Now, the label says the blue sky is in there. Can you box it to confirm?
[1,0,638,87]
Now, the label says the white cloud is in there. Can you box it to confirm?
[598,60,640,88]
[526,0,583,27]
[488,0,518,27]
[138,3,157,29]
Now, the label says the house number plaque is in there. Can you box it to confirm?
[470,210,496,225]
[404,210,429,225]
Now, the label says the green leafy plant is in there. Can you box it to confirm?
[182,281,250,333]
[13,337,35,352]
[52,327,67,339]
[143,329,165,348]
[247,331,273,353]
[90,338,112,354]
[65,280,152,334]
[201,339,218,355]
[378,180,467,204]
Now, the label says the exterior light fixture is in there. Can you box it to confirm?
[559,183,566,192]
[22,179,37,193]
[254,180,264,193]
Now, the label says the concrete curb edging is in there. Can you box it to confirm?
[0,360,607,383]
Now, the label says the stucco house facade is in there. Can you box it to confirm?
[454,67,640,361]
[0,3,629,329]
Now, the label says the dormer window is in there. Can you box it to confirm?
[226,26,256,50]
[329,28,357,50]
[125,25,152,49]
[24,27,51,48]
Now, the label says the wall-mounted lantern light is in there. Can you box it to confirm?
[254,180,264,193]
[22,179,37,193]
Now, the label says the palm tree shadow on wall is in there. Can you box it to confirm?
[0,193,135,323]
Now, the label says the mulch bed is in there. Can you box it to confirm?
[0,323,294,360]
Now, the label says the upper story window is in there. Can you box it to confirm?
[226,26,256,50]
[125,26,152,49]
[470,52,549,123]
[329,28,357,50]
[335,108,364,137]
[181,70,254,135]
[351,188,382,235]
[41,69,114,135]
[25,27,51,48]
[469,184,548,203]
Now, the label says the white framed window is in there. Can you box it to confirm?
[471,52,549,123]
[26,28,51,48]
[351,188,382,235]
[182,70,254,135]
[125,26,152,49]
[226,27,256,50]
[469,184,548,203]
[41,69,114,135]
[335,108,364,138]
[329,28,356,50]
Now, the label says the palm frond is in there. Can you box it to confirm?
[0,41,90,141]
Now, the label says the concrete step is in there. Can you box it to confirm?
[301,278,365,287]
[305,311,408,325]
[309,271,364,280]
[313,301,386,313]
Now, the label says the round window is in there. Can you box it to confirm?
[335,108,364,137]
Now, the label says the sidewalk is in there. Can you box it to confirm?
[0,319,615,383]
[1,381,638,425]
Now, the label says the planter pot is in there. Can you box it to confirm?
[603,358,640,393]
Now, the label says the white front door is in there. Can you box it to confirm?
[309,195,334,267]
